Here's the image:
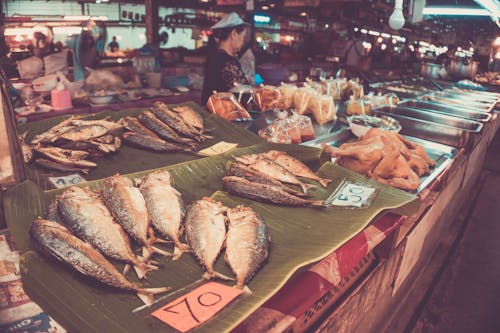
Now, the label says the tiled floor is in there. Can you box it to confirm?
[408,129,500,333]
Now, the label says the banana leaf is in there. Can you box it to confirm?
[7,143,419,333]
[18,101,262,190]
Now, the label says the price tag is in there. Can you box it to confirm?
[197,141,238,156]
[152,282,243,332]
[48,174,87,189]
[326,181,376,208]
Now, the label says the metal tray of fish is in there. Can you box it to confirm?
[420,94,495,113]
[442,89,500,103]
[371,106,484,133]
[397,99,492,122]
[302,129,457,194]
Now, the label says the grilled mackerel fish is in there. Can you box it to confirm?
[119,116,160,138]
[235,154,316,193]
[122,132,194,153]
[139,170,189,259]
[225,206,270,289]
[57,186,155,279]
[151,102,207,142]
[222,176,324,207]
[262,150,332,187]
[101,175,158,254]
[227,161,308,197]
[30,219,169,305]
[185,197,231,280]
[172,105,205,131]
[138,111,196,148]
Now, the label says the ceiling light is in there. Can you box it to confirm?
[368,30,380,36]
[377,37,383,43]
[262,5,269,10]
[422,7,493,16]
[300,12,307,16]
[360,29,368,34]
[389,0,405,30]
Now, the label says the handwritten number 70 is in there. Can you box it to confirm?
[162,292,223,323]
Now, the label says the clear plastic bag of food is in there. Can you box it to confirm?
[206,92,252,121]
[296,114,316,141]
[253,85,284,112]
[308,94,337,125]
[346,97,372,116]
[278,83,297,109]
[258,120,292,144]
[293,86,315,115]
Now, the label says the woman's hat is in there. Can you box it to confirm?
[211,12,250,30]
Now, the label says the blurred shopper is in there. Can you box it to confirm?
[201,12,250,104]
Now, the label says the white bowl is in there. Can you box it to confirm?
[89,95,114,104]
[348,115,401,137]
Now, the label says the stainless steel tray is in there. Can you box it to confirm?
[421,94,495,113]
[371,106,483,133]
[368,110,469,147]
[398,99,492,122]
[302,129,457,194]
[442,89,500,103]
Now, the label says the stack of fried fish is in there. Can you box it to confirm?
[120,102,211,153]
[28,117,124,173]
[222,150,331,207]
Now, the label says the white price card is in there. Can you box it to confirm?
[325,181,377,208]
[197,141,238,156]
[49,174,87,189]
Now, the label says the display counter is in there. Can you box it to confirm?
[0,75,498,332]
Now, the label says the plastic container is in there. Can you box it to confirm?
[51,89,72,110]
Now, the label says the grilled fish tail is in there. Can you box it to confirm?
[137,287,171,305]
[202,270,235,282]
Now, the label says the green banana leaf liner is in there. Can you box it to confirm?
[6,143,419,333]
[18,101,262,190]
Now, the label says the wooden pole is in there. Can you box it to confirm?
[145,0,159,45]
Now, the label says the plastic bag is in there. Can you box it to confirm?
[206,92,252,121]
[293,86,315,115]
[253,85,284,111]
[43,49,69,75]
[17,56,43,80]
[278,83,297,109]
[85,68,125,93]
[308,94,337,125]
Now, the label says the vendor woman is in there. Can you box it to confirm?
[201,12,250,105]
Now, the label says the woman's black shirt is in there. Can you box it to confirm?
[201,49,249,105]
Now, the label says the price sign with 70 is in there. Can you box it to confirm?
[152,282,243,332]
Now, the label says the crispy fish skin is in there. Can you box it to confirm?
[138,111,195,148]
[57,186,152,279]
[34,146,97,169]
[262,150,332,187]
[119,116,160,138]
[172,105,204,130]
[31,116,81,144]
[139,170,189,259]
[185,197,228,279]
[151,102,204,141]
[228,161,308,197]
[235,155,315,193]
[35,158,90,174]
[101,175,150,246]
[122,132,193,153]
[30,219,169,304]
[225,206,270,289]
[222,176,324,207]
